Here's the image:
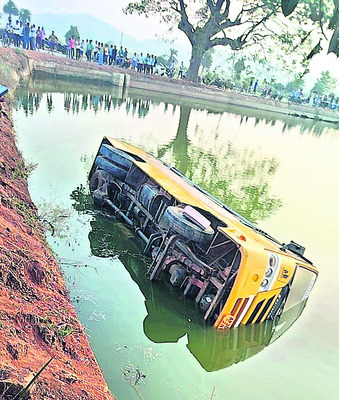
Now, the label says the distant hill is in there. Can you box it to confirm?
[34,12,191,62]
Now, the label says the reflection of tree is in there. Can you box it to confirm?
[186,146,282,224]
[15,89,333,136]
[75,104,281,225]
[157,105,191,175]
[16,92,43,116]
[158,106,282,224]
[46,94,53,113]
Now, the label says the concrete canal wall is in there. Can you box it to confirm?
[33,60,130,89]
[0,49,114,399]
[129,72,338,124]
[3,48,336,124]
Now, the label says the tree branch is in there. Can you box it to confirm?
[209,36,245,50]
[240,8,278,44]
[220,1,231,18]
[318,0,328,40]
[204,0,240,39]
[206,0,216,12]
[218,17,241,30]
[176,0,195,41]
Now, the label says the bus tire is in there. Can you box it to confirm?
[90,170,110,193]
[161,206,214,244]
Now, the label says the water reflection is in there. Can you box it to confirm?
[16,89,152,119]
[46,93,53,113]
[15,79,337,135]
[157,104,282,224]
[16,92,43,116]
[77,208,308,372]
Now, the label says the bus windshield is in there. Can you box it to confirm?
[284,266,317,312]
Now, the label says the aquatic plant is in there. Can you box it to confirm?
[37,200,72,238]
[122,362,146,400]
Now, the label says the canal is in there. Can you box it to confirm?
[13,80,339,400]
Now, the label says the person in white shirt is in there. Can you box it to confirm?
[5,22,12,46]
[13,20,20,47]
[29,24,36,50]
[137,53,144,73]
[80,40,85,60]
[75,37,81,60]
[131,53,137,70]
[41,27,46,49]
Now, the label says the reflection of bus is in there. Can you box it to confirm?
[188,299,309,372]
[86,216,311,372]
[89,138,318,330]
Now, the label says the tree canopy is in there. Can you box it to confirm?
[3,0,18,17]
[168,48,178,66]
[19,8,31,24]
[311,70,338,94]
[286,76,305,92]
[281,0,339,57]
[65,25,80,42]
[125,0,337,81]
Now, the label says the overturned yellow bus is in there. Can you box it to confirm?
[89,138,318,329]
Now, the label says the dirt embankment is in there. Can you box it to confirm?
[0,50,114,399]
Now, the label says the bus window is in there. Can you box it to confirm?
[284,266,317,312]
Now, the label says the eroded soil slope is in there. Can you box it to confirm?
[0,48,114,400]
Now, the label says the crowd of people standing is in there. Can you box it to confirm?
[1,16,161,74]
[1,17,58,51]
[65,37,159,73]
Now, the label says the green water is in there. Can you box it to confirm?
[13,82,339,400]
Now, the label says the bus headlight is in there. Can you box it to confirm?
[259,253,281,292]
[265,267,274,277]
[261,278,269,289]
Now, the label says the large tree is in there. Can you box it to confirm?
[19,8,31,24]
[125,0,336,82]
[65,25,80,41]
[3,0,18,18]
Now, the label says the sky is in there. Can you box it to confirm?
[3,0,339,88]
[12,0,177,42]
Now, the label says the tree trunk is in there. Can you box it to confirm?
[186,45,205,82]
